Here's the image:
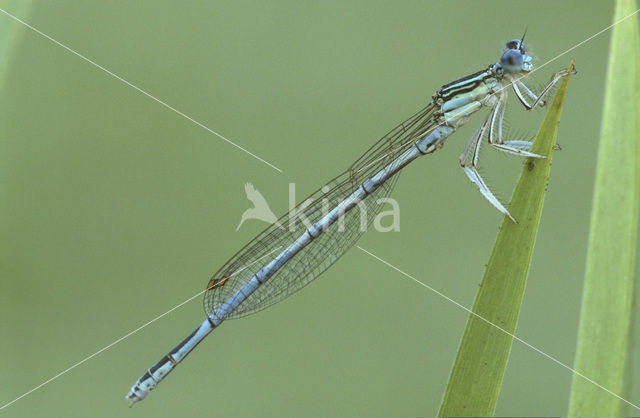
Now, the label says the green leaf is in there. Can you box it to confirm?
[437,62,575,417]
[568,0,640,416]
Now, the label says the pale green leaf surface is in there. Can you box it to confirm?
[438,62,575,417]
[568,0,640,416]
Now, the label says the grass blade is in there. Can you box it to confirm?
[437,62,575,417]
[568,0,640,415]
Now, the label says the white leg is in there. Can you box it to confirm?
[488,92,545,158]
[515,81,541,105]
[528,68,575,109]
[459,112,515,222]
[508,68,575,110]
[510,79,535,110]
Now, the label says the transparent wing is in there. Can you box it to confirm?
[349,104,437,177]
[204,102,437,318]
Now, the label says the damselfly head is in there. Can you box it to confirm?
[505,38,526,54]
[500,38,532,73]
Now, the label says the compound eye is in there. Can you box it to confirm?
[505,39,526,55]
[505,40,519,50]
[501,49,524,71]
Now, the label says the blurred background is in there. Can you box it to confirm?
[1,0,636,416]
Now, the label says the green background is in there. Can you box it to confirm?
[0,1,636,416]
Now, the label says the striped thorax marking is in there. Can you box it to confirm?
[437,68,491,100]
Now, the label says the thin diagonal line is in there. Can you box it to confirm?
[356,245,640,412]
[534,6,640,73]
[0,291,203,412]
[0,7,283,174]
[0,246,282,411]
[352,7,640,177]
[2,5,639,413]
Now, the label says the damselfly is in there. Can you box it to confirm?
[126,35,573,406]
